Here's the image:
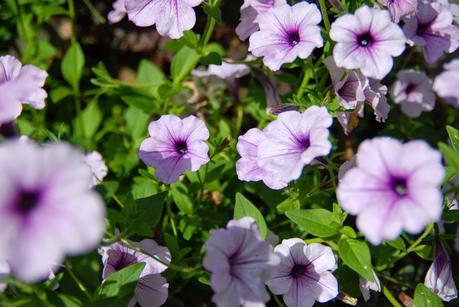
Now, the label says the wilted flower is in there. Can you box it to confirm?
[249,2,323,71]
[84,151,108,187]
[0,140,105,281]
[337,137,444,245]
[359,270,381,302]
[100,240,171,307]
[266,238,338,307]
[236,0,287,41]
[257,106,332,183]
[379,0,418,22]
[0,55,48,125]
[203,217,280,307]
[424,241,458,302]
[139,115,210,184]
[236,128,288,190]
[125,0,204,39]
[390,70,435,117]
[433,59,459,108]
[403,1,459,64]
[330,6,406,79]
[108,0,126,24]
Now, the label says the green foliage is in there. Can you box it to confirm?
[285,209,341,237]
[234,193,268,239]
[338,238,374,282]
[61,42,85,92]
[413,284,443,307]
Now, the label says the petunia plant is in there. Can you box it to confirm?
[0,0,458,306]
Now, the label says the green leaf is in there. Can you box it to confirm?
[118,86,157,113]
[386,237,406,251]
[171,46,201,84]
[446,125,459,152]
[234,193,268,239]
[200,52,222,65]
[276,197,300,214]
[124,106,149,141]
[415,244,434,261]
[170,182,193,215]
[48,293,81,307]
[338,238,374,281]
[203,2,222,22]
[413,284,443,307]
[125,192,166,236]
[181,31,199,49]
[61,41,85,91]
[285,209,341,237]
[137,59,166,85]
[74,98,102,139]
[96,262,145,299]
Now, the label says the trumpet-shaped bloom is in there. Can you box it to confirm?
[0,140,105,282]
[337,137,444,245]
[330,6,406,79]
[236,0,287,41]
[266,239,338,307]
[403,1,459,64]
[379,0,418,22]
[139,115,210,184]
[0,55,48,125]
[236,128,288,190]
[359,270,381,302]
[203,217,280,307]
[249,2,323,71]
[390,70,435,117]
[100,240,171,307]
[84,151,108,187]
[433,59,459,108]
[257,106,333,183]
[424,241,458,302]
[125,0,204,39]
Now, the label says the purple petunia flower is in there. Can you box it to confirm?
[433,59,459,108]
[403,1,459,64]
[257,106,332,183]
[330,6,406,79]
[379,0,418,22]
[0,55,48,126]
[139,115,210,184]
[359,270,381,302]
[236,0,287,41]
[337,137,444,245]
[0,140,105,282]
[390,70,435,117]
[203,217,280,307]
[108,0,126,24]
[248,2,323,71]
[266,238,338,307]
[84,151,108,187]
[236,128,288,190]
[192,61,250,80]
[424,241,458,302]
[125,0,204,39]
[100,239,171,307]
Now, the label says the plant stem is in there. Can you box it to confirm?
[200,1,218,49]
[296,61,312,99]
[64,261,92,300]
[318,0,331,32]
[82,0,105,23]
[399,224,433,257]
[382,286,402,307]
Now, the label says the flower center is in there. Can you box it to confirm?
[416,22,431,36]
[175,140,188,154]
[405,83,417,95]
[290,264,307,278]
[391,177,408,196]
[357,32,373,47]
[113,252,137,271]
[15,189,41,215]
[297,136,310,151]
[287,31,300,47]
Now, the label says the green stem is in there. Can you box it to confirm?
[82,0,106,23]
[64,261,92,300]
[382,286,402,307]
[399,224,433,257]
[318,0,331,32]
[14,0,27,43]
[200,4,217,49]
[296,60,312,99]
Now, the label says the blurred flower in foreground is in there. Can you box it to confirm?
[266,238,338,307]
[0,140,105,281]
[125,0,204,39]
[403,1,459,64]
[203,217,280,306]
[236,128,288,190]
[236,0,286,41]
[379,0,417,22]
[390,70,435,117]
[330,6,406,79]
[100,240,170,307]
[0,261,9,292]
[139,115,210,184]
[108,0,126,24]
[433,59,459,108]
[249,2,323,71]
[0,55,48,125]
[192,61,250,80]
[84,151,108,187]
[257,106,333,183]
[424,241,458,302]
[337,137,444,245]
[359,270,381,302]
